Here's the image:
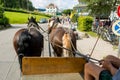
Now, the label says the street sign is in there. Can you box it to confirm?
[117,5,120,17]
[112,20,120,36]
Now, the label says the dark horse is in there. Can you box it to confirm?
[13,17,44,71]
[48,17,77,57]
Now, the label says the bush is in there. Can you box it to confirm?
[0,5,9,26]
[0,16,9,25]
[77,16,93,31]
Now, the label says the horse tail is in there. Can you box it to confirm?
[17,30,32,71]
[17,51,24,71]
[62,32,73,57]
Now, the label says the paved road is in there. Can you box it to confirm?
[0,23,118,80]
[0,23,84,80]
[77,31,118,60]
[0,24,25,80]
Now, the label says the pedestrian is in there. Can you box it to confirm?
[84,55,120,80]
[94,19,100,34]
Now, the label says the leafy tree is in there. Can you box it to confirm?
[62,9,73,16]
[0,0,34,11]
[78,0,120,18]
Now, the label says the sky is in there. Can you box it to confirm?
[30,0,79,9]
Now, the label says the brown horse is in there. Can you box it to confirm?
[48,17,77,57]
[13,19,44,71]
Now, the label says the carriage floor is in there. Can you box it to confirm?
[22,73,84,80]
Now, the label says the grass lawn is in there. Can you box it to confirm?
[77,29,98,37]
[86,31,98,37]
[4,11,49,24]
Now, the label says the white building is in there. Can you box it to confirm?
[46,3,58,16]
[73,2,89,16]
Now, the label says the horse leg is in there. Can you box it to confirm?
[50,44,57,57]
[56,47,62,57]
[52,46,62,57]
[53,51,57,57]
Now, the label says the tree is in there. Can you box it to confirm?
[62,9,73,16]
[78,0,120,18]
[0,0,34,11]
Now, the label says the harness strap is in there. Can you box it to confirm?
[27,22,46,33]
[89,34,101,57]
[46,36,100,63]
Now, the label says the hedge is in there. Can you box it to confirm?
[77,16,93,31]
[0,5,9,26]
[0,16,9,25]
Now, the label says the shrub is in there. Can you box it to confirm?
[78,16,93,31]
[0,5,9,25]
[0,16,9,25]
[0,5,4,18]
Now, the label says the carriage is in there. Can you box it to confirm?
[13,17,99,79]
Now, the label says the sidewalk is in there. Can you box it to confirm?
[76,31,118,60]
[62,21,118,60]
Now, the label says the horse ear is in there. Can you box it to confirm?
[57,17,61,23]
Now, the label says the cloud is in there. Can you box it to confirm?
[30,0,79,9]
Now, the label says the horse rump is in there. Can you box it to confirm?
[13,28,43,71]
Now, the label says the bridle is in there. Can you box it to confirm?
[27,22,47,33]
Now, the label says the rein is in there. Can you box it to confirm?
[38,25,47,33]
[47,33,100,63]
[27,22,47,33]
[48,34,52,57]
[89,34,101,57]
[48,19,101,63]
